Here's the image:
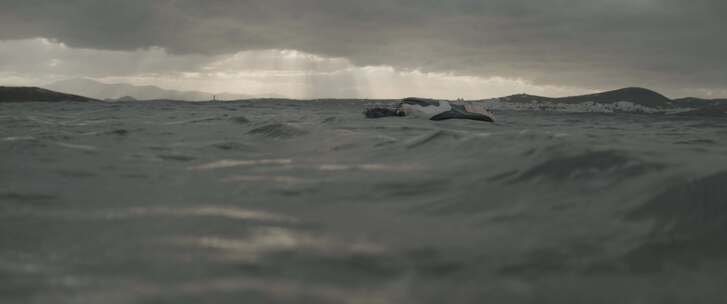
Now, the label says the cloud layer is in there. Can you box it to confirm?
[2,0,726,97]
[3,39,596,99]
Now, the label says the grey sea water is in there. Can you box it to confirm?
[2,100,727,303]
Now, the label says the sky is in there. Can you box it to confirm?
[1,0,726,99]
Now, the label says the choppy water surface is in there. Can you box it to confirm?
[2,100,727,303]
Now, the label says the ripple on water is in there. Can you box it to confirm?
[373,178,451,198]
[247,123,308,139]
[230,116,250,124]
[0,192,57,204]
[674,139,717,145]
[157,154,197,162]
[188,159,293,171]
[105,129,130,136]
[56,170,97,178]
[125,206,298,224]
[511,150,666,184]
[623,171,727,272]
[210,141,255,152]
[55,142,98,151]
[405,130,463,149]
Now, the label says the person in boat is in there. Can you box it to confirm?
[365,97,495,122]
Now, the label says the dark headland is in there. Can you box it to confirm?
[0,86,98,103]
[498,87,673,109]
[496,87,726,115]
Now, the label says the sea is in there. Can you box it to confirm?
[2,100,727,303]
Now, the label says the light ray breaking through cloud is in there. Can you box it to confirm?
[0,39,593,99]
[1,0,726,98]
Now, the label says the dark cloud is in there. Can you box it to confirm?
[1,0,726,96]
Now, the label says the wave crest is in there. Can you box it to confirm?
[248,123,308,139]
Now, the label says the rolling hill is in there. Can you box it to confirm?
[497,87,674,109]
[45,78,264,101]
[0,86,98,103]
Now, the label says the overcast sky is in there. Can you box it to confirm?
[1,0,726,99]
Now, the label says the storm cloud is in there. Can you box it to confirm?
[1,0,726,97]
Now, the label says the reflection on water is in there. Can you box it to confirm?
[188,159,293,171]
[2,100,727,303]
[126,206,298,223]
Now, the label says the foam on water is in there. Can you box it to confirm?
[2,100,727,303]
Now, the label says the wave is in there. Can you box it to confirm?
[55,142,98,151]
[162,116,225,125]
[622,171,727,272]
[405,130,463,149]
[248,123,308,139]
[209,141,255,151]
[318,163,421,172]
[0,192,57,204]
[511,150,666,185]
[230,116,250,124]
[188,159,293,171]
[126,206,297,223]
[157,154,197,162]
[2,136,36,141]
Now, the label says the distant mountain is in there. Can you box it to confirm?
[498,87,674,109]
[114,96,138,102]
[672,97,727,109]
[0,86,98,103]
[675,105,727,116]
[2,84,726,113]
[45,78,275,101]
